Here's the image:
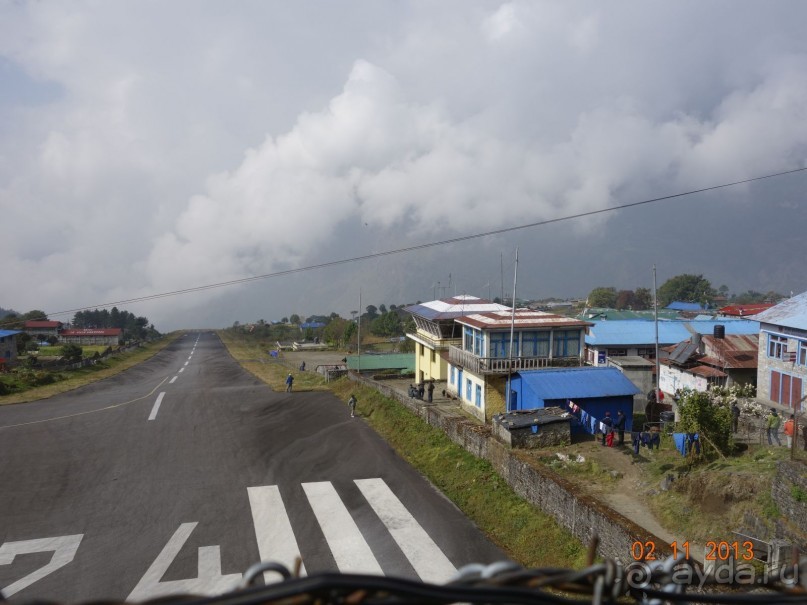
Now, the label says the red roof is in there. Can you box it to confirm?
[24,320,62,328]
[61,328,122,336]
[718,304,774,317]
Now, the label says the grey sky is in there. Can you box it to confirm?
[1,1,806,330]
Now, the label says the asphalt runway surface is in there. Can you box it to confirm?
[0,332,505,602]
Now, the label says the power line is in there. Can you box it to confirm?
[5,165,807,324]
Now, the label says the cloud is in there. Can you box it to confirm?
[1,1,807,328]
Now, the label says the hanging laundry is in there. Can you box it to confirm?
[673,433,687,456]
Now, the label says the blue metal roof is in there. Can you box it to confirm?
[666,301,706,311]
[516,367,640,400]
[0,330,21,338]
[751,291,807,331]
[585,319,759,346]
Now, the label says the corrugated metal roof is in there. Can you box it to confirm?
[701,334,759,369]
[24,320,62,328]
[516,367,640,400]
[719,304,774,317]
[346,353,415,372]
[666,302,706,311]
[456,309,592,330]
[585,319,759,346]
[493,407,569,429]
[0,330,21,338]
[750,291,807,330]
[404,295,510,321]
[690,365,728,378]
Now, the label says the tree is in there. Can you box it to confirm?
[676,388,734,458]
[365,305,379,320]
[587,287,617,308]
[615,290,636,310]
[289,314,301,325]
[60,343,83,363]
[634,287,652,310]
[657,274,713,307]
[379,304,387,314]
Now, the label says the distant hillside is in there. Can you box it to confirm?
[0,306,18,319]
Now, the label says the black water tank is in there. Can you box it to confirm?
[714,324,725,339]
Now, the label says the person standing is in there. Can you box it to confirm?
[285,372,294,393]
[615,410,627,446]
[601,412,613,446]
[731,402,740,434]
[783,414,795,448]
[766,408,781,446]
[427,380,435,403]
[348,394,357,418]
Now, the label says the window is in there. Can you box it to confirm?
[450,367,455,385]
[607,348,627,357]
[522,331,550,357]
[464,326,474,353]
[490,332,511,358]
[768,334,788,359]
[799,341,807,366]
[553,330,581,357]
[475,384,482,407]
[466,378,472,401]
[431,349,436,363]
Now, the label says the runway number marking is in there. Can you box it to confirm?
[0,534,83,597]
[3,480,454,599]
[127,523,241,600]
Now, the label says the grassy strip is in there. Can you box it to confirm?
[0,333,181,405]
[219,330,585,569]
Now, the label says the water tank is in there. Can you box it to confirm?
[714,324,725,339]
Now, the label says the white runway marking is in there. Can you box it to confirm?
[355,478,456,583]
[302,482,382,574]
[179,368,185,373]
[0,534,83,597]
[248,486,307,581]
[169,376,178,384]
[148,392,166,421]
[184,361,189,367]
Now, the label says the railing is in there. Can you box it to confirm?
[406,332,461,350]
[448,345,582,374]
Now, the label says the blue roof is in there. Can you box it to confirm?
[0,330,21,338]
[666,301,706,311]
[751,291,807,331]
[585,319,759,346]
[516,367,640,400]
[300,322,326,329]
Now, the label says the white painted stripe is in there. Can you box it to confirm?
[179,367,185,373]
[184,361,189,367]
[148,392,166,421]
[355,478,456,583]
[169,376,178,384]
[247,486,307,581]
[302,482,382,574]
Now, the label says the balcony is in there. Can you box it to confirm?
[448,345,582,375]
[406,332,461,350]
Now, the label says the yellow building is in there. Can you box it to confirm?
[404,295,511,385]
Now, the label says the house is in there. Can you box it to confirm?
[750,292,807,411]
[508,367,639,436]
[445,309,592,422]
[404,295,510,385]
[585,319,759,367]
[23,320,63,340]
[659,332,759,395]
[492,407,572,448]
[0,330,21,369]
[59,328,122,347]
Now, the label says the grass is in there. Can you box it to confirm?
[219,329,586,568]
[0,334,181,405]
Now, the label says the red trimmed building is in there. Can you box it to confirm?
[60,328,123,346]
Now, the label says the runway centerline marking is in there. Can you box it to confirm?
[169,376,178,384]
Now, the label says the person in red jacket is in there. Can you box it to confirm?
[783,414,795,448]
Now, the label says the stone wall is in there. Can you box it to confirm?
[772,460,807,550]
[350,372,672,563]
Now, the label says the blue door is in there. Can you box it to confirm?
[457,369,463,399]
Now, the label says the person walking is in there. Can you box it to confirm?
[348,394,357,418]
[615,410,627,446]
[766,408,782,446]
[731,402,740,434]
[427,380,435,403]
[285,372,294,393]
[783,414,795,448]
[600,411,613,446]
